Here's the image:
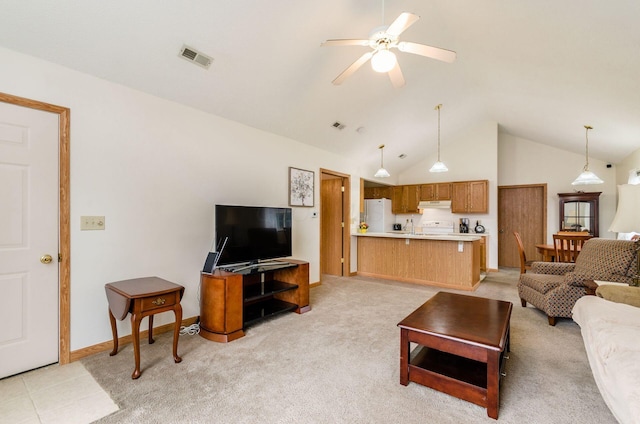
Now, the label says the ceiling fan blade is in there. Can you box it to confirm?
[386,12,420,37]
[398,41,457,63]
[332,51,374,85]
[321,39,370,47]
[388,62,405,88]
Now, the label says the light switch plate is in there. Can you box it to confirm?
[81,216,105,231]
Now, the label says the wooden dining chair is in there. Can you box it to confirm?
[553,234,593,263]
[513,231,534,274]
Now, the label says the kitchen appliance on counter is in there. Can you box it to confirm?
[364,198,394,233]
[422,220,455,234]
[460,218,470,233]
[393,223,402,231]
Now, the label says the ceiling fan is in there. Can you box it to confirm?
[321,12,456,88]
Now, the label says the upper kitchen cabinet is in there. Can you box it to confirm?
[451,180,488,214]
[420,183,452,201]
[364,186,393,199]
[392,185,421,214]
[558,192,601,236]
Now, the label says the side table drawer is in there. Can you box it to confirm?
[140,292,179,312]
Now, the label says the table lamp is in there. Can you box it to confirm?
[609,184,640,286]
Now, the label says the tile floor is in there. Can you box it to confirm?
[0,362,118,424]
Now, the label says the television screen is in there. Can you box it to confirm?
[215,205,292,266]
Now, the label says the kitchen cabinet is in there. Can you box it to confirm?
[420,183,452,201]
[452,180,488,214]
[392,185,420,214]
[364,186,392,199]
[558,192,600,237]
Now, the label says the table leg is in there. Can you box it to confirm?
[399,328,409,386]
[131,312,143,379]
[148,315,155,344]
[172,303,183,363]
[108,308,119,356]
[486,350,500,419]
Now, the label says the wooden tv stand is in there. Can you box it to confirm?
[199,259,310,343]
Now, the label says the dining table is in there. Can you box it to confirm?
[535,243,584,262]
[535,244,556,262]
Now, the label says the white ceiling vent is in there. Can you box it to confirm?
[179,45,213,69]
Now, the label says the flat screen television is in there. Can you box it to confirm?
[215,204,292,267]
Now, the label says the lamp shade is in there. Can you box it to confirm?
[374,167,391,178]
[572,170,604,185]
[429,161,448,173]
[609,184,640,233]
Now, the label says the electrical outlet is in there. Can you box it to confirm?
[81,216,105,231]
[458,241,464,252]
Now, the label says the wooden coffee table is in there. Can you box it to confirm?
[398,292,512,419]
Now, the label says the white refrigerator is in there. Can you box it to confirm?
[364,199,394,233]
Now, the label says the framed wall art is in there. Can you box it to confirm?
[289,167,314,207]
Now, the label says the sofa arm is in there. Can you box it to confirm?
[531,262,575,275]
[596,285,640,307]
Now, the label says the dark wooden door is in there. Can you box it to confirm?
[498,184,547,268]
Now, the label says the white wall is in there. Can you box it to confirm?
[0,47,361,350]
[397,122,500,270]
[615,146,640,184]
[498,132,617,242]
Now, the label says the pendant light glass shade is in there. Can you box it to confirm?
[572,125,603,185]
[374,144,390,178]
[429,161,448,173]
[371,49,397,73]
[429,104,448,173]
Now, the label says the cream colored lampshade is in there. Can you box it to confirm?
[609,184,640,233]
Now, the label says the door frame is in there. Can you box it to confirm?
[319,168,351,277]
[0,92,71,365]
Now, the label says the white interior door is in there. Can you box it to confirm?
[0,101,59,379]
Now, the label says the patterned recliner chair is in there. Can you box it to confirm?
[518,239,637,325]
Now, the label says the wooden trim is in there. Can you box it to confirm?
[69,316,199,362]
[0,92,71,365]
[309,281,322,288]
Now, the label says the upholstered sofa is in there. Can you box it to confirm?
[573,286,640,424]
[517,239,637,325]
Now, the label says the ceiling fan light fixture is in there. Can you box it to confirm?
[375,144,390,178]
[371,49,396,73]
[572,125,604,185]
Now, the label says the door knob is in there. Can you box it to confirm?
[40,254,53,264]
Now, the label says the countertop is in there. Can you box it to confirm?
[353,232,482,241]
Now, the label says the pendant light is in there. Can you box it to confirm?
[374,144,390,178]
[429,104,448,173]
[572,125,603,185]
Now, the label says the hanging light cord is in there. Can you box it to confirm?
[379,144,385,168]
[584,125,592,171]
[435,104,442,161]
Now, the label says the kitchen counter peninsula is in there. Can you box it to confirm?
[354,232,482,290]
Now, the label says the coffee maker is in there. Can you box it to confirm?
[459,218,470,233]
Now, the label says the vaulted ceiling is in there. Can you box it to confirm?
[2,1,639,176]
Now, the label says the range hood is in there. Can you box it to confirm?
[418,200,452,209]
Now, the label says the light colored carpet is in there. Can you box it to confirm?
[83,269,615,423]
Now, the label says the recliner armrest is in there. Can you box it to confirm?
[530,262,575,275]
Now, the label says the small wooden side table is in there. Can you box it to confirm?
[584,280,598,296]
[105,277,184,379]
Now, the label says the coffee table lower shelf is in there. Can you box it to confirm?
[409,346,492,408]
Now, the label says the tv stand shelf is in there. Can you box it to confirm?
[199,259,310,343]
